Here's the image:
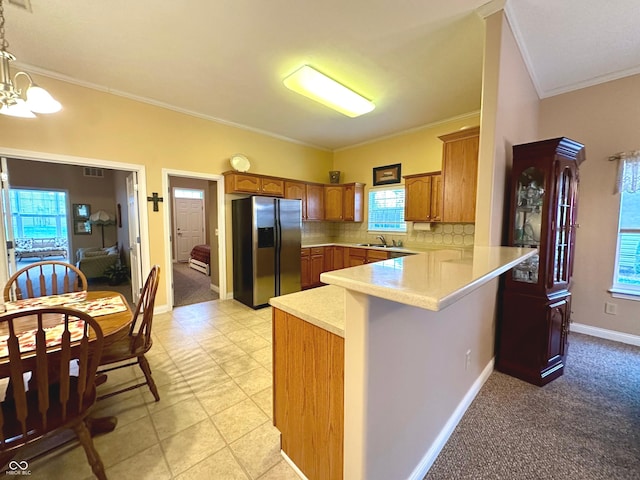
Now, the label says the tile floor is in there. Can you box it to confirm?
[26,299,300,479]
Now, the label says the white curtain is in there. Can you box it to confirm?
[615,150,640,193]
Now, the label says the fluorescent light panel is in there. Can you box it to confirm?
[283,65,375,118]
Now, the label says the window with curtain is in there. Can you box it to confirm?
[612,151,640,297]
[367,186,406,233]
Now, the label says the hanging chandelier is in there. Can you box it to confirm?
[0,0,61,118]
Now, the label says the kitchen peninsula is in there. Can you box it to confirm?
[270,245,536,480]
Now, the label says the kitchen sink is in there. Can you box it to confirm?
[355,243,388,247]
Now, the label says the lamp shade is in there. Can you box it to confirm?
[89,210,116,225]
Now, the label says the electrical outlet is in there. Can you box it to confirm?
[465,349,471,370]
[605,302,618,315]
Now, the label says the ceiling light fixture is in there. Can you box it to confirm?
[283,65,375,118]
[0,0,61,118]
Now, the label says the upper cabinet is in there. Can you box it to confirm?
[226,171,362,222]
[403,172,442,222]
[325,183,365,222]
[439,126,480,223]
[224,171,284,197]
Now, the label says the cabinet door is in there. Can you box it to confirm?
[261,177,285,197]
[228,173,261,194]
[366,250,389,263]
[430,174,443,221]
[325,186,344,221]
[546,296,569,369]
[310,248,324,286]
[349,248,367,266]
[324,246,334,272]
[550,161,578,290]
[404,175,432,221]
[285,181,307,219]
[306,184,325,221]
[343,184,364,222]
[333,246,344,270]
[440,128,479,223]
[301,249,311,289]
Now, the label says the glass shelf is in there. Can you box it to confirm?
[513,166,544,283]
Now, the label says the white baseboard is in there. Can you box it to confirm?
[280,450,308,480]
[225,291,234,300]
[408,358,495,480]
[154,304,172,314]
[210,284,220,293]
[571,322,640,347]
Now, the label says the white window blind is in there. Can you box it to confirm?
[368,187,406,233]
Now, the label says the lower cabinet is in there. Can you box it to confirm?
[301,249,311,289]
[497,290,570,386]
[302,247,325,289]
[273,308,344,480]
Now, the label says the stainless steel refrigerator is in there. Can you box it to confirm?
[232,196,302,309]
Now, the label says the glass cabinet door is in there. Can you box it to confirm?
[551,164,576,287]
[512,166,544,283]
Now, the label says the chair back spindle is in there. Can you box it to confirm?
[3,261,88,302]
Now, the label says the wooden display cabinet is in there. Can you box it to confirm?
[497,137,585,386]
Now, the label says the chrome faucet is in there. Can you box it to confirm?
[376,235,386,245]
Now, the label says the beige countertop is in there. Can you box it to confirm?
[269,285,345,337]
[320,245,536,311]
[270,245,536,332]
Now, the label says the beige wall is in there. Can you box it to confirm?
[539,73,640,337]
[476,11,540,246]
[0,76,333,307]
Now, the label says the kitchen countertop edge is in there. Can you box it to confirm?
[269,285,345,337]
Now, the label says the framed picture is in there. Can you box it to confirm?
[73,203,91,219]
[74,220,92,235]
[373,164,402,186]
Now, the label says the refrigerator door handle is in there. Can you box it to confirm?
[274,199,282,297]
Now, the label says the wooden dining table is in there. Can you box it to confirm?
[0,290,133,436]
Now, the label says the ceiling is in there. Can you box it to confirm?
[3,0,640,150]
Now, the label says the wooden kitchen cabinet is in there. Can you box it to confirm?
[301,248,311,289]
[366,249,390,263]
[310,247,325,287]
[343,183,365,222]
[439,126,479,223]
[284,181,307,218]
[325,183,365,222]
[497,137,585,386]
[273,308,344,480]
[403,171,442,222]
[348,247,367,266]
[306,183,325,221]
[324,186,344,221]
[332,246,345,270]
[224,171,284,196]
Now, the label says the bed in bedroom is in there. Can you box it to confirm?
[189,244,210,275]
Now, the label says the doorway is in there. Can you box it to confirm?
[0,150,150,308]
[164,170,226,308]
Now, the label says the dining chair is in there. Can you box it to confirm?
[0,306,106,479]
[3,261,88,302]
[97,265,161,402]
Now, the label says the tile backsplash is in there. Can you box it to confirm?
[302,221,474,247]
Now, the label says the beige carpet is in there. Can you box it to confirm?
[172,261,218,307]
[424,332,640,480]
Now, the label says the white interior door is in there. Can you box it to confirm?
[126,172,143,303]
[0,157,16,287]
[173,191,205,262]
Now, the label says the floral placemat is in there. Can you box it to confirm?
[5,291,87,311]
[0,317,86,358]
[5,292,128,317]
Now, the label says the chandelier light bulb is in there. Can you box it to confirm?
[0,99,36,118]
[25,85,62,113]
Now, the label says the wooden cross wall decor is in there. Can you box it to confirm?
[147,192,164,211]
